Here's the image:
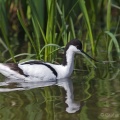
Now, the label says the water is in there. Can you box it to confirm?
[0,62,120,120]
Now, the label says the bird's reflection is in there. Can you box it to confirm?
[57,78,80,113]
[0,78,80,113]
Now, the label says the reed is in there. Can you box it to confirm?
[79,0,95,55]
[0,0,120,63]
[0,1,120,118]
[0,0,16,62]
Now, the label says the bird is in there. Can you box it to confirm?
[0,39,97,81]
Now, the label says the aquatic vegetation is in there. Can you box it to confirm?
[0,1,120,120]
[0,0,119,63]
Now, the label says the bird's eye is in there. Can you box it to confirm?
[76,45,79,49]
[76,45,81,50]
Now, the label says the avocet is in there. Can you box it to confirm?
[0,39,97,81]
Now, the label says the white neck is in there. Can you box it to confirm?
[62,46,76,76]
[66,50,75,71]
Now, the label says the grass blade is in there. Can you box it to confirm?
[106,0,111,31]
[105,31,120,59]
[0,1,16,62]
[79,0,95,55]
[17,10,37,55]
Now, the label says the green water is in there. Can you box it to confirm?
[0,62,120,120]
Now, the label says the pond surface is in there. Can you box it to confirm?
[0,62,120,120]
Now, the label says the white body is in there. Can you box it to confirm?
[0,45,79,81]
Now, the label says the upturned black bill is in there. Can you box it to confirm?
[81,50,99,62]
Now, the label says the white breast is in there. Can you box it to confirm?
[46,63,72,79]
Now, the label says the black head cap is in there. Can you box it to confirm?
[62,39,99,66]
[65,39,82,52]
[62,39,82,66]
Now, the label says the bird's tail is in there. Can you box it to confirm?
[0,63,25,79]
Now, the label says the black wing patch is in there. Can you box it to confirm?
[5,63,29,77]
[21,61,43,65]
[21,61,58,77]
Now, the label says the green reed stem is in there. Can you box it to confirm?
[106,0,111,31]
[0,1,16,62]
[79,0,95,56]
[17,11,39,58]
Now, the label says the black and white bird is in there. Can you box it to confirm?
[0,39,97,81]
